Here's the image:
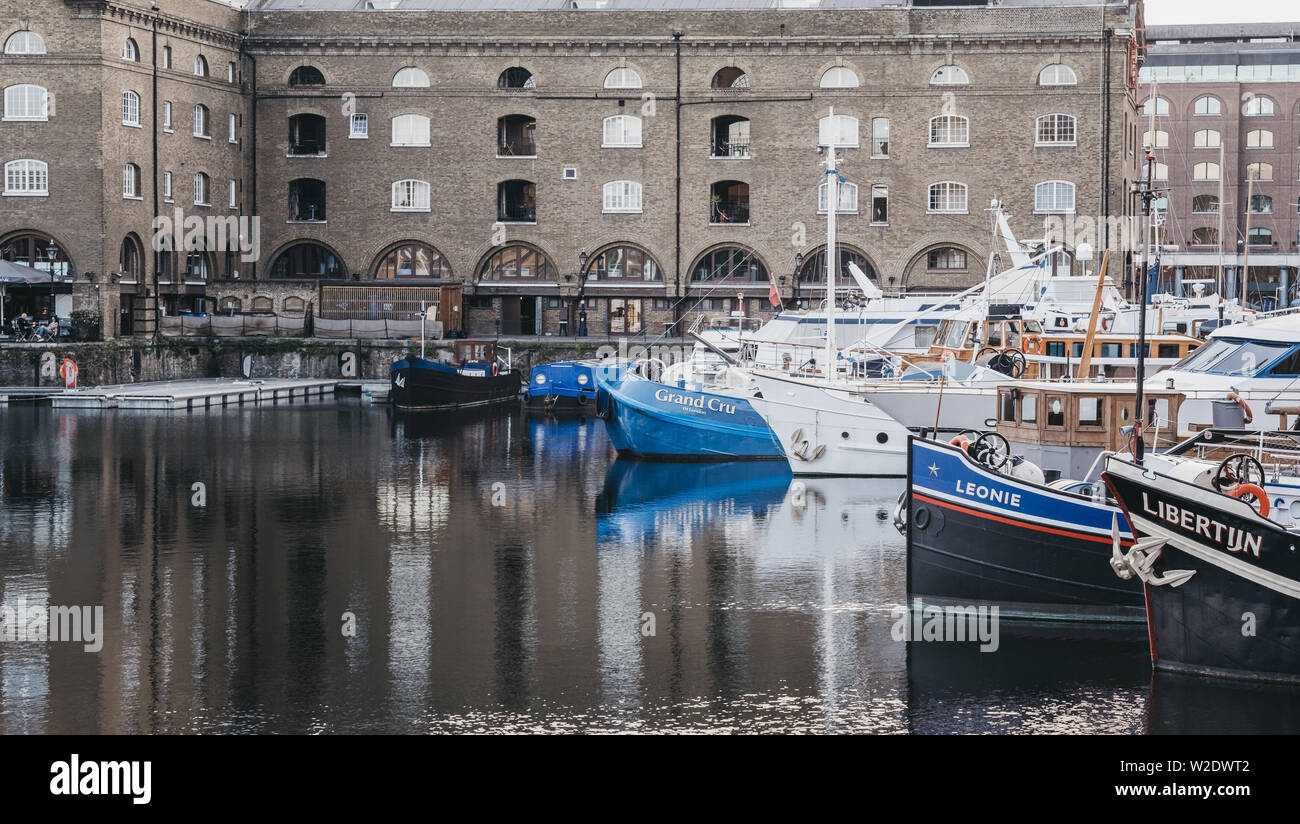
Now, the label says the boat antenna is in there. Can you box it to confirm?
[1135,141,1160,464]
[823,107,839,382]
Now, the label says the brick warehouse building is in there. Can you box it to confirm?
[2,0,1144,340]
[1139,24,1300,308]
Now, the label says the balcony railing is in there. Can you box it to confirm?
[710,140,750,158]
[499,203,536,222]
[710,199,749,224]
[498,139,537,157]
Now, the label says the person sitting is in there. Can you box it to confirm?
[15,313,34,341]
[35,315,57,340]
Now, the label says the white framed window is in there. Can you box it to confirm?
[193,104,208,137]
[163,100,172,130]
[228,179,237,208]
[819,66,859,88]
[602,115,642,147]
[123,38,139,61]
[1193,128,1220,148]
[194,55,208,77]
[1193,161,1221,181]
[1193,95,1221,116]
[602,180,643,213]
[227,62,236,83]
[1143,96,1170,116]
[161,45,171,68]
[817,180,858,213]
[349,113,368,138]
[604,67,642,89]
[871,117,889,157]
[391,179,431,212]
[927,181,968,214]
[122,163,140,199]
[1152,162,1169,182]
[163,170,173,200]
[391,114,430,146]
[928,114,969,147]
[392,67,429,88]
[1142,129,1169,149]
[1246,162,1273,181]
[1246,129,1274,149]
[870,184,888,224]
[4,84,49,121]
[1244,96,1275,116]
[930,65,969,85]
[194,172,209,205]
[1035,113,1076,146]
[818,114,859,148]
[122,90,140,126]
[1038,64,1077,86]
[1034,180,1076,213]
[4,159,48,196]
[4,31,46,55]
[228,113,238,143]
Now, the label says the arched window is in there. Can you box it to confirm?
[289,66,325,87]
[1143,96,1170,116]
[1249,227,1274,246]
[119,235,143,278]
[193,103,209,137]
[602,181,643,213]
[710,180,749,224]
[928,114,968,147]
[1142,129,1169,149]
[1193,162,1220,181]
[391,114,430,147]
[194,172,210,205]
[4,84,49,121]
[376,242,451,278]
[251,296,273,312]
[288,113,326,155]
[927,247,968,270]
[1244,96,1275,116]
[692,247,768,282]
[392,67,429,87]
[1034,180,1076,214]
[1153,162,1169,182]
[798,247,875,285]
[1250,194,1273,214]
[1191,228,1219,245]
[818,181,858,213]
[1035,113,1075,145]
[122,163,141,198]
[604,67,642,89]
[1192,195,1219,214]
[270,243,344,279]
[927,181,967,214]
[390,179,430,212]
[122,90,140,126]
[1246,162,1273,181]
[602,115,642,148]
[1038,64,1077,85]
[283,297,307,315]
[819,114,859,147]
[287,178,324,220]
[5,31,46,54]
[498,67,534,89]
[1246,129,1274,148]
[1193,129,1220,148]
[710,115,750,158]
[711,67,749,89]
[123,38,139,61]
[498,179,535,222]
[4,159,48,196]
[586,245,661,280]
[1193,95,1221,116]
[194,55,208,77]
[819,66,859,88]
[930,65,969,85]
[479,245,555,280]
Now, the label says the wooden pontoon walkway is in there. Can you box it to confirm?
[0,378,337,410]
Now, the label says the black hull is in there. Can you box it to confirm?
[1105,461,1300,684]
[391,367,522,411]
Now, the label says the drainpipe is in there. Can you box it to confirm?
[673,31,682,336]
[1101,19,1112,282]
[151,10,160,341]
[242,40,257,280]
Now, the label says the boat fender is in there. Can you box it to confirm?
[1230,484,1269,517]
[1007,457,1045,486]
[1100,315,1112,332]
[1226,392,1253,424]
[949,435,970,452]
[492,363,500,377]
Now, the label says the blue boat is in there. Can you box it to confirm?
[524,360,597,414]
[593,363,784,460]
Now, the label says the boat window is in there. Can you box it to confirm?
[1046,397,1065,427]
[1168,337,1234,372]
[1211,341,1293,376]
[1078,397,1102,427]
[1000,391,1015,421]
[1023,321,1042,334]
[943,321,968,349]
[1100,342,1121,358]
[988,323,1003,347]
[1021,395,1037,423]
[1266,346,1300,376]
[1149,398,1170,426]
[1157,343,1180,359]
[1006,324,1021,348]
[1046,341,1065,358]
[1072,342,1085,358]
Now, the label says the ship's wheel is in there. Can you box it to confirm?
[1212,454,1265,494]
[971,432,1011,469]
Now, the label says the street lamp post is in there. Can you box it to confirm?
[577,249,589,337]
[46,241,58,322]
[793,251,804,309]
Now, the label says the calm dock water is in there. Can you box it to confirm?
[0,401,1295,733]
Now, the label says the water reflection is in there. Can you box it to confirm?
[0,405,1296,733]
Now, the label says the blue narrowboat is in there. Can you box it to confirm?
[524,360,598,414]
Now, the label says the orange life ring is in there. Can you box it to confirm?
[1100,315,1112,332]
[1226,392,1253,424]
[1023,336,1041,354]
[1229,483,1269,517]
[491,363,500,377]
[948,435,970,452]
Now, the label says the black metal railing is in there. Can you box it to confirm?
[710,199,749,224]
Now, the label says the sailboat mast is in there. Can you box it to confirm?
[825,124,838,380]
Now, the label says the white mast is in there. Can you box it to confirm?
[824,109,838,380]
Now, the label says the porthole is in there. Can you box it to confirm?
[877,432,889,444]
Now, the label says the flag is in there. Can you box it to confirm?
[768,278,781,308]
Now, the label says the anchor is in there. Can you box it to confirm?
[1108,513,1196,587]
[789,428,826,461]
